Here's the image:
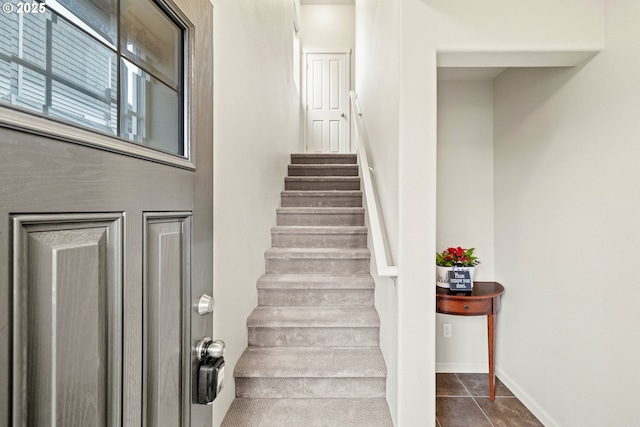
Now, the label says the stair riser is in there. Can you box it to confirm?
[288,166,359,176]
[248,327,380,347]
[281,195,362,208]
[272,233,367,248]
[285,180,361,191]
[265,258,370,274]
[258,289,374,306]
[235,378,386,399]
[221,399,394,427]
[277,212,364,226]
[291,155,357,164]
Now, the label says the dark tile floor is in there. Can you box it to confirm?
[436,373,544,427]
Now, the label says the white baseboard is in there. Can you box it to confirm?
[495,368,560,427]
[436,363,488,373]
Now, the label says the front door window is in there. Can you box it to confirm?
[0,0,186,156]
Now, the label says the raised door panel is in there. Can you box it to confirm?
[12,214,122,427]
[312,59,324,111]
[329,57,347,153]
[308,58,324,153]
[329,60,341,111]
[143,213,191,427]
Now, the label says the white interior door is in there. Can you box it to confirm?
[305,52,350,153]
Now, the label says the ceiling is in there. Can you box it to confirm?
[300,0,354,5]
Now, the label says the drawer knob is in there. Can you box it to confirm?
[464,304,470,310]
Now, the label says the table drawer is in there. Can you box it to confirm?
[436,298,493,315]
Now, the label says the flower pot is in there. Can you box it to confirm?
[436,266,475,289]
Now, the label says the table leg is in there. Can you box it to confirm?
[487,313,496,401]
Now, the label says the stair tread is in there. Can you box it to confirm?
[221,398,393,427]
[247,306,380,327]
[285,176,361,191]
[257,274,374,289]
[288,165,358,174]
[291,153,357,158]
[289,163,358,167]
[277,207,364,213]
[234,347,387,378]
[285,176,360,180]
[281,190,362,196]
[265,247,370,259]
[271,226,367,235]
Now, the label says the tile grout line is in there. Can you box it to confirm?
[454,373,496,427]
[436,394,476,398]
[471,395,497,427]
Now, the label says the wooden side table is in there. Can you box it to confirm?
[436,281,505,401]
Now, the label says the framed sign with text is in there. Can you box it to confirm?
[448,269,473,291]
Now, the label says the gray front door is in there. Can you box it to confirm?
[0,0,214,425]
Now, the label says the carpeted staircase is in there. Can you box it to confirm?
[221,153,394,427]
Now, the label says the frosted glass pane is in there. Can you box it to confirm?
[120,59,181,155]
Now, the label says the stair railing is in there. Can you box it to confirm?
[350,91,398,279]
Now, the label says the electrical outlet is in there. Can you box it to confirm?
[443,323,452,338]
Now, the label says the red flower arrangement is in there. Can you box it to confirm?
[436,247,480,267]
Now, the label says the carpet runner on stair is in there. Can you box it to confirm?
[221,153,393,427]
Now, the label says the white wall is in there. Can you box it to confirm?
[299,4,355,87]
[355,0,400,423]
[355,0,399,258]
[299,5,355,52]
[436,79,495,372]
[493,1,640,425]
[211,0,300,425]
[357,0,603,424]
[411,0,602,50]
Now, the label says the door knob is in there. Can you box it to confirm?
[341,113,346,118]
[195,337,226,404]
[195,337,225,361]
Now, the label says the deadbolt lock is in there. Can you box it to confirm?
[196,294,215,315]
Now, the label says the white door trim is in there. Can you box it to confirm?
[303,48,352,54]
[302,48,352,153]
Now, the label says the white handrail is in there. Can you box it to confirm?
[350,91,398,278]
